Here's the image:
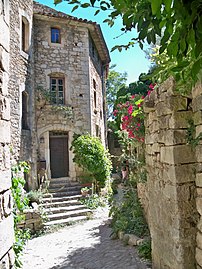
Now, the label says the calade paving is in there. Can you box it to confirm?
[22,207,150,269]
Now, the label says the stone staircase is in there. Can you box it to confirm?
[41,177,92,226]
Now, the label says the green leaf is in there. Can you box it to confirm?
[81,3,91,8]
[71,5,79,12]
[90,0,96,6]
[151,0,162,15]
[164,0,172,13]
[94,9,100,16]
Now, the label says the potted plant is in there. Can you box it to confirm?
[81,187,90,197]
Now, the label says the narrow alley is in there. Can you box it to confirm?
[22,207,150,269]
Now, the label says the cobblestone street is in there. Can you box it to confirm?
[22,207,150,269]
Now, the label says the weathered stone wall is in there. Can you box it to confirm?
[192,83,202,269]
[0,1,15,267]
[144,77,198,269]
[18,209,43,232]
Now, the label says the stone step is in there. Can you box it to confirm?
[48,185,81,193]
[44,215,88,226]
[41,199,81,208]
[42,194,82,203]
[45,190,81,198]
[46,208,91,221]
[44,204,87,214]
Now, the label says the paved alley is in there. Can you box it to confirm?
[22,207,150,269]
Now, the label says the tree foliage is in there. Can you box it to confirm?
[106,64,127,119]
[54,0,202,92]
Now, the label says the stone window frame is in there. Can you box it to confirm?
[19,9,32,59]
[50,76,65,105]
[48,25,63,47]
[46,71,70,105]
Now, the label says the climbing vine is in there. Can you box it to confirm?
[11,161,30,268]
[186,119,202,148]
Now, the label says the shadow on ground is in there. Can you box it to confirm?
[49,221,148,269]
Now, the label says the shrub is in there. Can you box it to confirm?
[71,133,112,188]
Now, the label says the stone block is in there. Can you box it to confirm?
[0,170,11,193]
[0,120,10,143]
[160,145,196,164]
[196,146,202,162]
[192,82,202,99]
[0,216,14,259]
[196,197,202,215]
[0,96,10,121]
[159,129,187,146]
[149,120,160,133]
[194,111,202,126]
[197,232,202,250]
[166,164,196,184]
[196,174,202,188]
[169,111,193,129]
[193,95,202,112]
[158,76,175,95]
[196,125,202,139]
[196,247,202,267]
[158,114,172,129]
[145,132,159,145]
[0,17,9,51]
[128,234,140,246]
[197,217,202,232]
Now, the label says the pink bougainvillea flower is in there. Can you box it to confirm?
[147,90,152,96]
[128,105,133,115]
[131,95,135,99]
[122,115,129,121]
[137,123,141,127]
[137,103,142,108]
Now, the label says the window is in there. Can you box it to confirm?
[51,28,61,43]
[22,91,29,129]
[21,16,29,52]
[50,77,64,104]
[94,91,97,108]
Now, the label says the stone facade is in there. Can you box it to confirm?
[0,0,14,266]
[193,83,202,269]
[33,2,110,181]
[0,0,34,267]
[143,77,201,269]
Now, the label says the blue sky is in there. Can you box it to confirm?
[36,0,151,84]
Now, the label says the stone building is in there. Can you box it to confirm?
[0,0,109,267]
[32,2,110,182]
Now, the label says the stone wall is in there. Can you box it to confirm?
[0,1,15,267]
[144,77,198,269]
[18,209,43,232]
[193,83,202,268]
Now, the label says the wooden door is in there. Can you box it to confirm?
[50,135,69,178]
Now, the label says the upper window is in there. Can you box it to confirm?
[50,77,64,104]
[51,28,61,44]
[21,16,29,52]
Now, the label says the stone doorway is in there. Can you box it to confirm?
[49,132,69,178]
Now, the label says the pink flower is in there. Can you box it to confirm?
[147,90,152,96]
[131,95,135,99]
[113,109,118,116]
[128,105,133,115]
[137,123,141,127]
[137,103,142,108]
[122,115,129,121]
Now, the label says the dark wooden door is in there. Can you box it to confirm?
[50,136,69,178]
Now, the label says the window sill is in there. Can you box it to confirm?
[20,50,29,60]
